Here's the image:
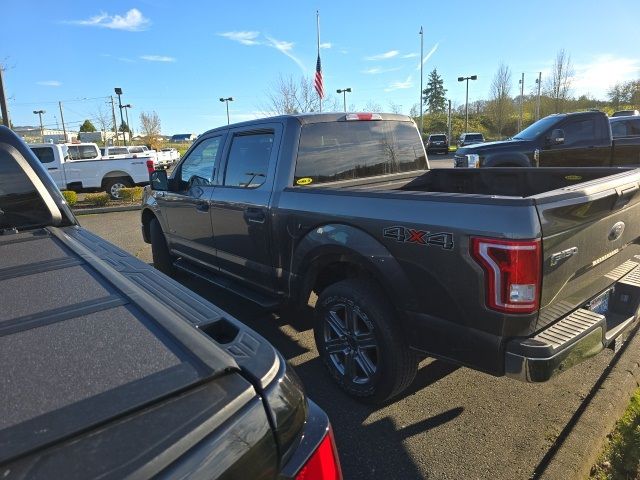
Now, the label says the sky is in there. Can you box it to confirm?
[2,0,639,135]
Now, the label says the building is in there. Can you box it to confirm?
[170,133,197,143]
[14,126,78,143]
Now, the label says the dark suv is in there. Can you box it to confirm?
[611,110,640,117]
[457,132,485,147]
[425,134,449,154]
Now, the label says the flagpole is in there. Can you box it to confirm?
[317,10,322,112]
[419,26,423,135]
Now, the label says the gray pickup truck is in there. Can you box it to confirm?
[0,126,340,479]
[142,112,640,403]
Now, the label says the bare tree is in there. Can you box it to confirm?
[262,74,341,115]
[93,103,113,134]
[545,49,574,113]
[387,101,403,114]
[487,63,513,138]
[363,100,382,112]
[139,111,161,148]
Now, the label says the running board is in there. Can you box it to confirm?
[173,259,280,310]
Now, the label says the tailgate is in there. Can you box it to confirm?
[534,170,640,330]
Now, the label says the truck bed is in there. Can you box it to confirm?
[0,226,280,467]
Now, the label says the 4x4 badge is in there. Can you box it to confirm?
[383,226,453,250]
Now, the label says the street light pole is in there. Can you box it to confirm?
[518,72,525,131]
[336,88,351,112]
[114,87,127,146]
[457,75,477,133]
[535,72,542,120]
[419,26,424,135]
[33,109,45,141]
[122,104,132,139]
[219,97,233,125]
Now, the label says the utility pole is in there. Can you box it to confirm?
[0,66,11,127]
[58,101,67,142]
[419,26,424,136]
[447,99,452,143]
[458,75,477,134]
[518,72,525,132]
[109,96,118,145]
[33,110,45,142]
[114,87,127,146]
[535,71,542,120]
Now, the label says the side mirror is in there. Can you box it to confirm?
[150,169,168,191]
[548,129,565,145]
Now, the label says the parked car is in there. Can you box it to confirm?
[0,125,341,480]
[29,142,154,198]
[161,146,181,162]
[454,111,640,168]
[425,133,449,154]
[456,132,485,147]
[142,112,640,403]
[611,109,640,117]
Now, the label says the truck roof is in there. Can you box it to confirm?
[201,112,414,136]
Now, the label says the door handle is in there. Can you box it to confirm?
[244,207,266,224]
[195,200,210,212]
[48,167,58,170]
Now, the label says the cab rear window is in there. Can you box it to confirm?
[295,121,426,185]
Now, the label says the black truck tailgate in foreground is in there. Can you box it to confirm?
[0,227,280,474]
[534,170,640,330]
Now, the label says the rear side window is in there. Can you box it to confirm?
[223,132,273,188]
[466,134,484,141]
[30,147,54,164]
[629,120,640,136]
[295,121,425,185]
[68,145,99,160]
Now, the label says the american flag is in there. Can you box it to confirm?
[314,53,324,99]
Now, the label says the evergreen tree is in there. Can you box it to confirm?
[422,68,447,113]
[79,119,96,132]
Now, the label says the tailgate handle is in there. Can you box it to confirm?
[613,184,639,210]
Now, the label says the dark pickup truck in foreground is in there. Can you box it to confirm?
[0,126,341,480]
[455,110,640,168]
[142,112,640,403]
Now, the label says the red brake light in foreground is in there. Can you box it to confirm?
[296,427,342,480]
[471,237,541,314]
[345,113,382,121]
[146,159,155,174]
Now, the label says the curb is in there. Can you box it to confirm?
[73,205,141,215]
[537,327,640,480]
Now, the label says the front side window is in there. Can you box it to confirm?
[562,119,595,146]
[223,132,273,188]
[179,136,221,187]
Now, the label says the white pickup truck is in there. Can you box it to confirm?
[102,145,175,169]
[30,143,153,198]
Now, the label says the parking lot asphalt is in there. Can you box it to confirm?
[428,152,455,168]
[80,210,618,480]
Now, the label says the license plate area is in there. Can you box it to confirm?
[588,288,613,315]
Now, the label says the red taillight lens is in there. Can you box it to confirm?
[146,159,155,174]
[295,428,342,480]
[471,237,541,314]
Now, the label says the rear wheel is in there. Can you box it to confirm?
[150,218,175,276]
[104,177,132,199]
[314,279,417,404]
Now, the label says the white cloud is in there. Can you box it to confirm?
[140,55,176,62]
[385,75,413,92]
[366,50,399,61]
[37,80,61,87]
[362,66,402,75]
[571,55,640,99]
[67,8,150,31]
[218,31,260,46]
[265,36,306,73]
[416,43,439,71]
[402,53,419,59]
[320,42,332,49]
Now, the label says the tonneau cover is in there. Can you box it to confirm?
[0,227,256,464]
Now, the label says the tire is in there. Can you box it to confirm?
[150,218,175,276]
[314,279,418,404]
[104,177,132,199]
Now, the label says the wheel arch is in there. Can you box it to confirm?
[291,224,417,313]
[483,152,531,167]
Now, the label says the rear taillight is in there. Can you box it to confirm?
[471,237,541,314]
[146,159,155,174]
[295,427,342,480]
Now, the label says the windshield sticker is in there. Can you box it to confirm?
[296,177,313,186]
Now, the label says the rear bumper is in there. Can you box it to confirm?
[505,267,640,382]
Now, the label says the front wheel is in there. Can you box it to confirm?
[314,279,417,404]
